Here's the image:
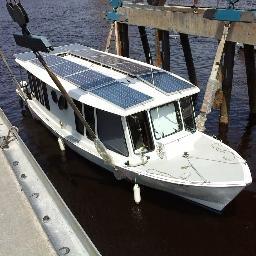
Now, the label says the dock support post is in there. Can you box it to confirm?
[219,41,236,125]
[155,30,162,67]
[162,30,170,71]
[155,30,170,71]
[115,22,129,57]
[244,44,256,118]
[138,26,153,65]
[180,33,198,86]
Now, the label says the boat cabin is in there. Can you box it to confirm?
[14,44,252,212]
[15,44,199,164]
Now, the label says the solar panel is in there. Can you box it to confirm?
[14,44,87,62]
[31,55,69,67]
[67,70,114,91]
[15,51,35,61]
[92,81,151,109]
[70,49,157,76]
[50,61,87,77]
[17,45,153,109]
[139,71,194,94]
[51,44,87,54]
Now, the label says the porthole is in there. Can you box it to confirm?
[51,90,58,103]
[58,95,68,110]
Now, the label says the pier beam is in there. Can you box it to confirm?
[219,41,236,125]
[244,44,256,118]
[180,33,198,86]
[118,3,256,45]
[115,22,129,57]
[138,26,153,64]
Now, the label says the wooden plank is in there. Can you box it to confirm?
[118,3,256,45]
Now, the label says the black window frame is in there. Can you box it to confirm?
[126,111,155,153]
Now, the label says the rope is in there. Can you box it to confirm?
[105,23,115,53]
[0,48,27,100]
[0,126,19,149]
[196,23,231,131]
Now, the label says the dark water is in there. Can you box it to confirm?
[1,1,256,255]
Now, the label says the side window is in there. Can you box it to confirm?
[180,97,196,132]
[96,109,128,156]
[42,82,50,110]
[84,105,95,140]
[127,111,154,152]
[27,72,50,111]
[73,100,84,135]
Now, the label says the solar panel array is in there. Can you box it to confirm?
[93,81,151,109]
[16,44,195,109]
[70,49,157,76]
[27,52,151,109]
[139,71,193,93]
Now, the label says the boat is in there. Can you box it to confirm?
[15,43,252,211]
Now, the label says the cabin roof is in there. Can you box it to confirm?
[15,44,199,116]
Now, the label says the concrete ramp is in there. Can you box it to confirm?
[0,108,101,256]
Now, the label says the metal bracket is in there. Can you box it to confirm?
[106,0,127,22]
[6,1,53,52]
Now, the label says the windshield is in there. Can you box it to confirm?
[150,102,183,140]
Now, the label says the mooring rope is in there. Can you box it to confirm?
[0,48,27,100]
[0,126,19,149]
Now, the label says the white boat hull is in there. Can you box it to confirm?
[136,174,245,211]
[20,94,250,212]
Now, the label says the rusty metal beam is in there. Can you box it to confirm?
[118,2,256,45]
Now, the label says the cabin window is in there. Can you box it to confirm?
[27,72,50,110]
[73,99,84,135]
[97,109,128,156]
[180,97,196,132]
[42,82,50,110]
[84,105,95,140]
[150,102,182,140]
[127,111,154,152]
[51,90,58,103]
[58,95,68,110]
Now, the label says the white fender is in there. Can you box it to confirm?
[133,184,141,204]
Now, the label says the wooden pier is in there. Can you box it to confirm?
[112,1,256,130]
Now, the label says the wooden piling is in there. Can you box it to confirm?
[115,22,129,57]
[155,29,162,67]
[180,33,198,86]
[155,29,170,71]
[219,41,236,125]
[244,44,256,117]
[162,30,170,71]
[138,26,153,64]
